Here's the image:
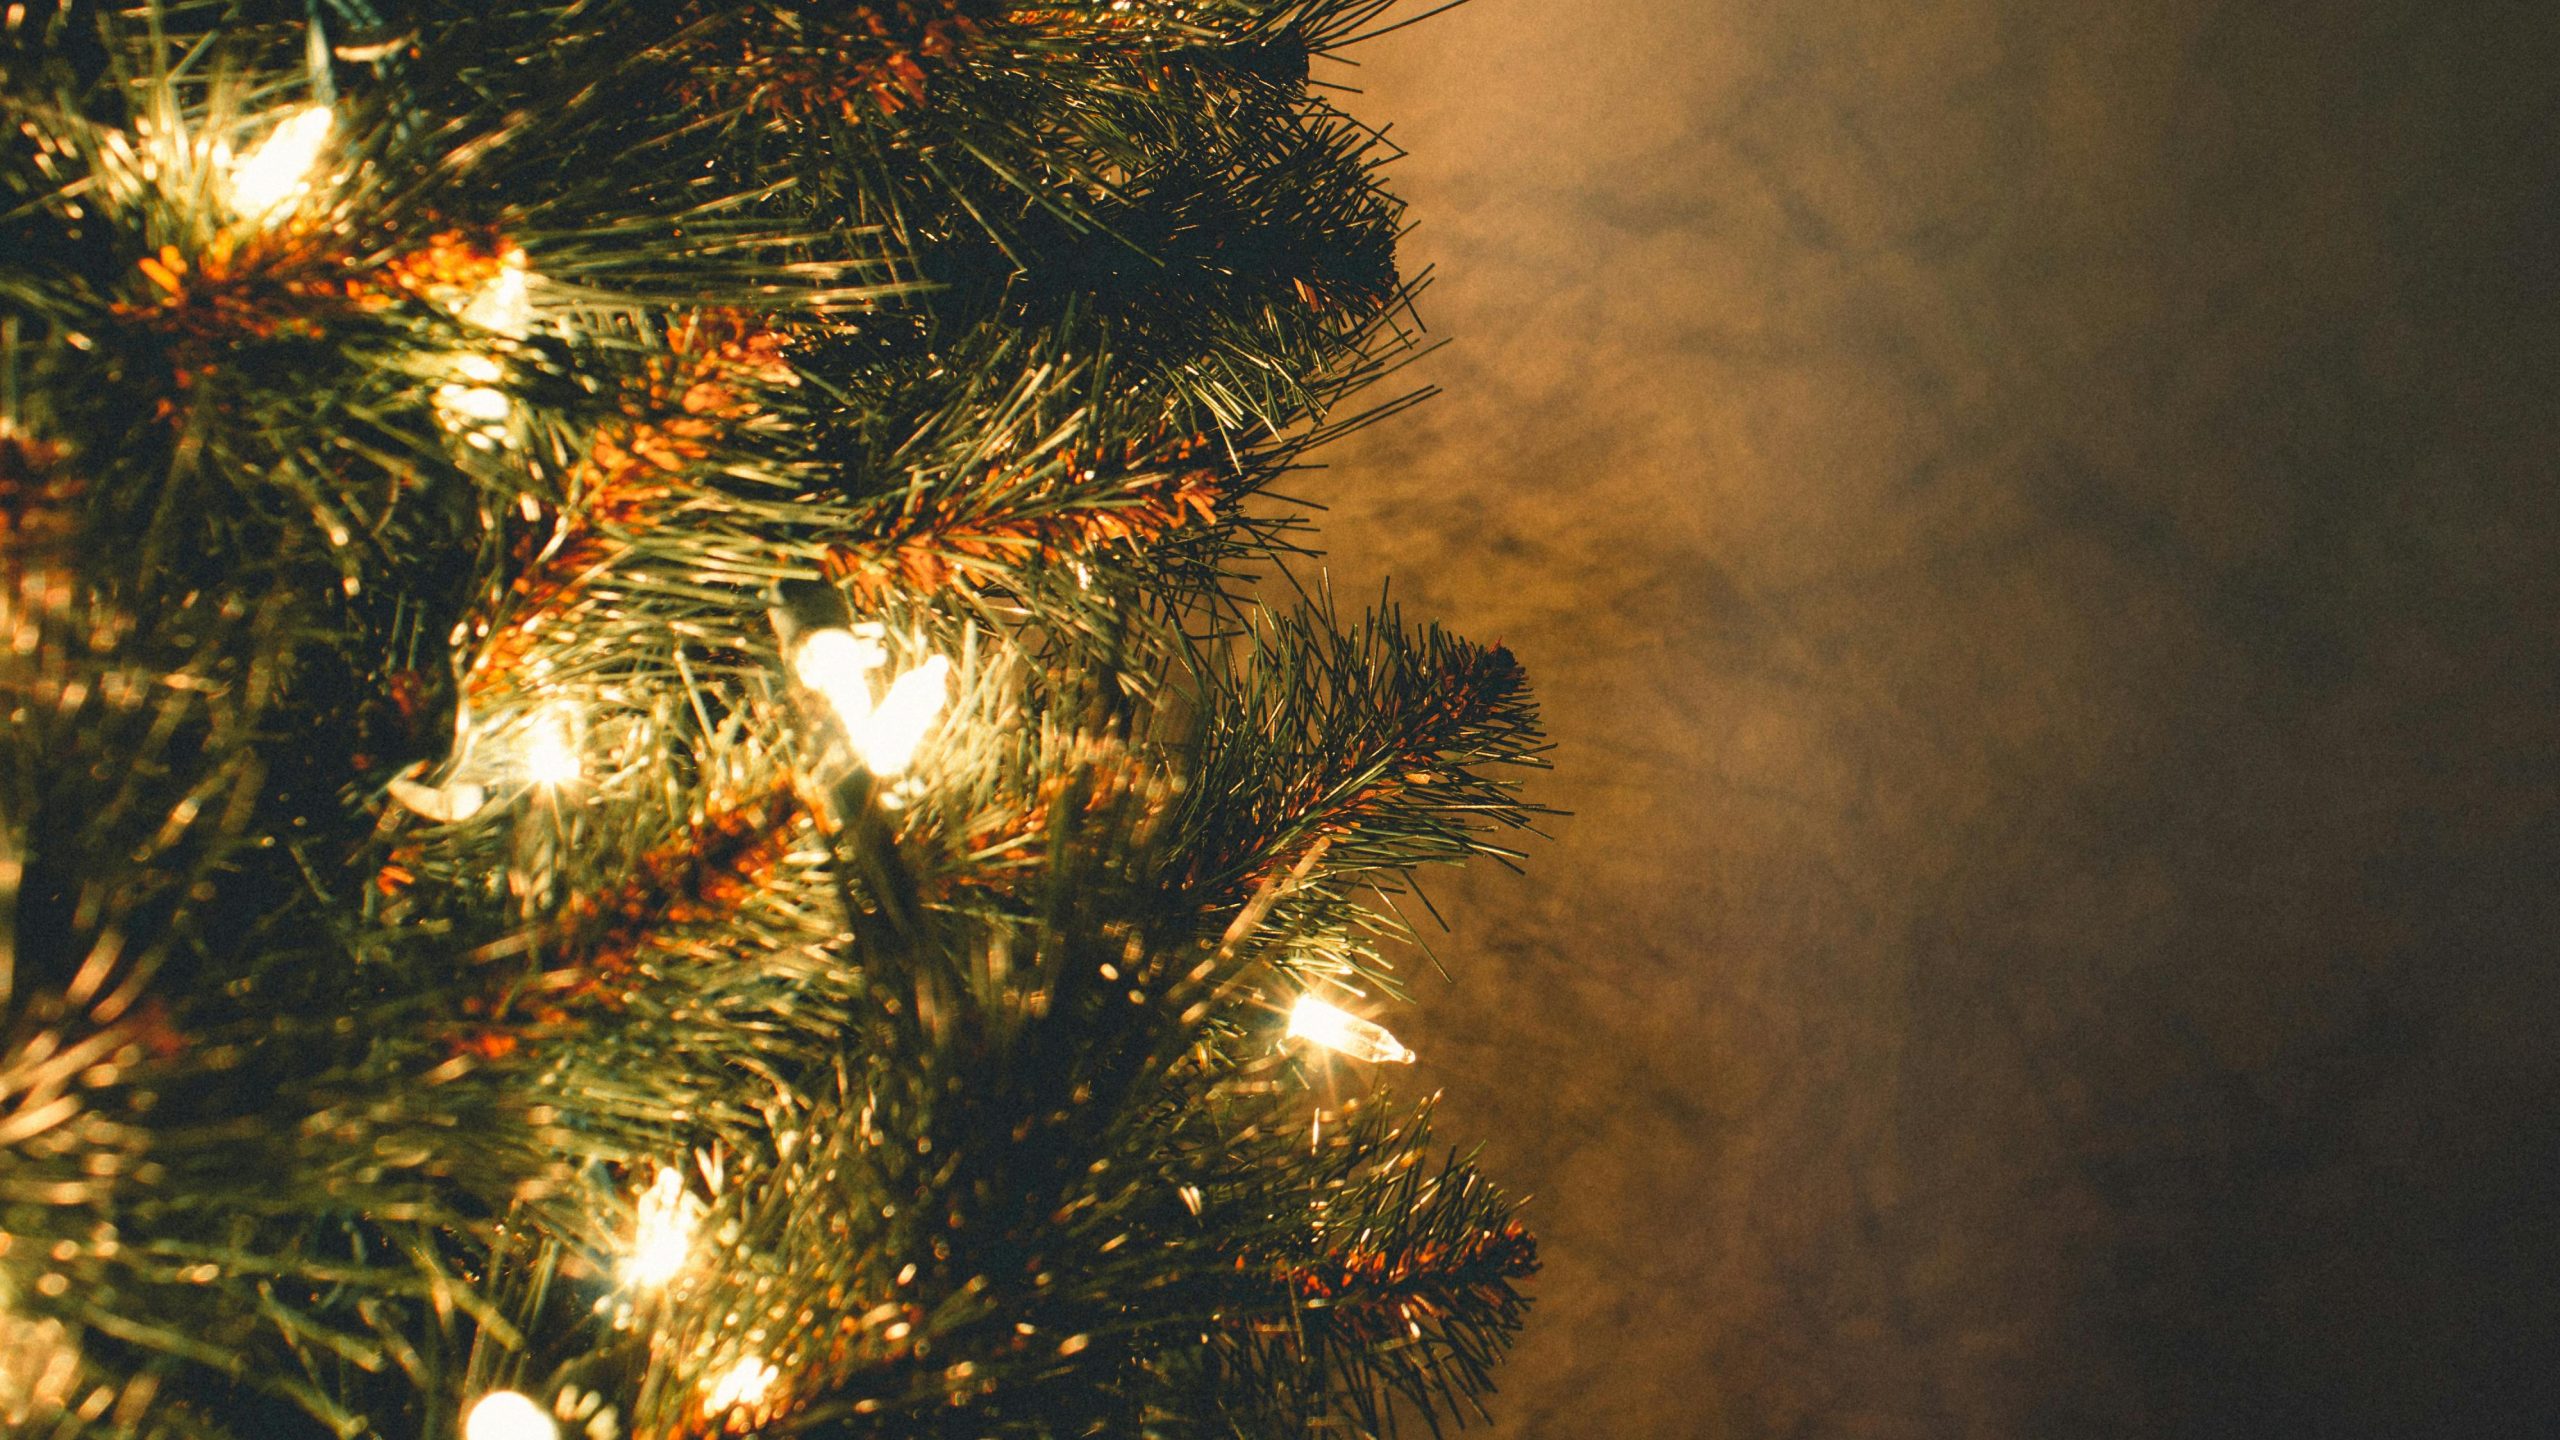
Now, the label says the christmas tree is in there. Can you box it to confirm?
[0,2,1544,1436]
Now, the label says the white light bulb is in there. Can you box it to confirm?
[851,655,950,777]
[794,630,950,777]
[387,774,488,824]
[228,103,333,223]
[522,707,581,787]
[464,1390,559,1440]
[622,1165,702,1290]
[702,1355,778,1415]
[793,628,887,727]
[1286,995,1415,1065]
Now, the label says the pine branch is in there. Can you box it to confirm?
[5,5,1542,1437]
[1177,598,1551,910]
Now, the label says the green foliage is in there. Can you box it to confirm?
[1,2,1541,1436]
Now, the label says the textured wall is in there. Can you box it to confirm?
[1311,3,2560,1436]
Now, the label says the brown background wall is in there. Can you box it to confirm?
[1311,3,2560,1436]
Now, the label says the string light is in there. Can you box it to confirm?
[226,103,333,224]
[702,1355,778,1415]
[463,1390,559,1440]
[792,628,951,777]
[854,655,951,776]
[1286,995,1415,1065]
[522,705,582,787]
[387,773,488,824]
[792,626,887,714]
[622,1165,703,1290]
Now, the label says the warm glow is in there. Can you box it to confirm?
[433,352,513,445]
[622,1165,702,1289]
[1,1300,77,1422]
[227,104,333,223]
[435,380,511,424]
[463,1390,558,1440]
[461,251,535,336]
[852,654,951,776]
[522,706,581,787]
[1287,994,1415,1064]
[432,261,536,445]
[702,1355,779,1415]
[793,627,887,719]
[794,630,949,777]
[386,774,487,824]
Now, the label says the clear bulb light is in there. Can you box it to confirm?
[1287,995,1415,1065]
[387,774,487,824]
[794,630,948,777]
[228,103,333,223]
[622,1166,702,1290]
[702,1355,779,1415]
[793,628,886,720]
[464,1390,559,1440]
[853,655,951,776]
[522,707,581,787]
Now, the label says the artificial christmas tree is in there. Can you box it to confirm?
[0,2,1544,1436]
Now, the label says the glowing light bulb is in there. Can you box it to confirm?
[387,774,487,824]
[464,1390,559,1440]
[622,1166,702,1290]
[852,655,950,777]
[522,707,581,787]
[1286,995,1415,1065]
[228,103,333,223]
[793,631,948,777]
[702,1355,778,1415]
[793,628,886,723]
